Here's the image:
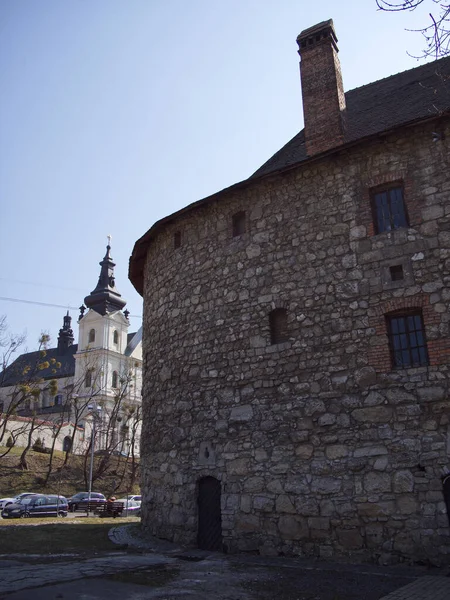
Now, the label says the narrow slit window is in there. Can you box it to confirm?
[386,311,429,368]
[85,371,92,388]
[232,211,246,237]
[174,231,182,249]
[113,330,119,344]
[112,371,119,388]
[269,308,288,345]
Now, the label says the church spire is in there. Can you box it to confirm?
[83,241,127,316]
[57,311,74,353]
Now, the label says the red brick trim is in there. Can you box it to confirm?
[358,172,422,238]
[368,295,449,372]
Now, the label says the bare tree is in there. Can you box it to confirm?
[376,0,450,57]
[0,326,61,466]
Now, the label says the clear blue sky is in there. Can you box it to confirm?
[0,0,436,352]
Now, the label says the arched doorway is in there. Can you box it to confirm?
[63,436,72,452]
[197,476,222,551]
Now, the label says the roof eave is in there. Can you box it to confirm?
[129,110,450,297]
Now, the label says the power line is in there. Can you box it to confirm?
[0,277,85,293]
[0,296,141,319]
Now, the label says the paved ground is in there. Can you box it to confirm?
[0,525,449,599]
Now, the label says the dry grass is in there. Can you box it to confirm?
[0,446,140,499]
[0,517,140,555]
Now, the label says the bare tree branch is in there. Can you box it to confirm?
[376,0,450,57]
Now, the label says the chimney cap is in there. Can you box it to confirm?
[297,19,338,53]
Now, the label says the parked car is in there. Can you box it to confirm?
[128,495,141,504]
[67,492,106,511]
[1,494,68,519]
[0,493,38,510]
[115,498,141,516]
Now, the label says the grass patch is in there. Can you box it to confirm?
[0,518,139,555]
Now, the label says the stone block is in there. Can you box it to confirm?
[393,470,414,493]
[337,528,364,549]
[397,495,418,515]
[311,477,342,495]
[230,404,254,422]
[235,514,261,533]
[295,444,314,459]
[364,471,391,493]
[352,406,392,423]
[278,515,309,540]
[228,458,250,476]
[326,444,349,459]
[253,495,275,512]
[357,501,395,518]
[276,494,296,514]
[243,476,265,492]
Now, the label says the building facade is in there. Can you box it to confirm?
[130,21,450,563]
[1,243,142,457]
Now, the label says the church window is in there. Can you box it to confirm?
[88,329,96,344]
[112,371,119,388]
[113,330,119,345]
[386,310,428,369]
[54,394,63,406]
[269,308,288,345]
[232,211,246,237]
[174,231,182,249]
[371,184,408,234]
[85,370,92,388]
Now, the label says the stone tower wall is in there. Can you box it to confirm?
[140,120,450,563]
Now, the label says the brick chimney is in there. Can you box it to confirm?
[297,20,346,156]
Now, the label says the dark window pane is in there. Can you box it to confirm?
[387,311,428,369]
[372,186,407,233]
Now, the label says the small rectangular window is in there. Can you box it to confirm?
[232,211,246,237]
[389,265,404,281]
[386,311,429,368]
[371,185,408,234]
[174,231,181,249]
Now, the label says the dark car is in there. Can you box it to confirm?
[1,494,68,519]
[67,492,106,511]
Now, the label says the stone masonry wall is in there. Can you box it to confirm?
[140,119,450,564]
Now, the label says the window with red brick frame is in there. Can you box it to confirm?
[386,310,429,368]
[371,184,408,234]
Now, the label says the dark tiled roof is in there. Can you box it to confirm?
[251,56,450,178]
[0,345,78,387]
[129,55,450,297]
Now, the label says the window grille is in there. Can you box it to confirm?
[386,311,429,368]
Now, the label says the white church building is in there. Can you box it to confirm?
[0,243,142,456]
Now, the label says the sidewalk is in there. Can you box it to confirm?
[0,524,449,599]
[379,575,450,600]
